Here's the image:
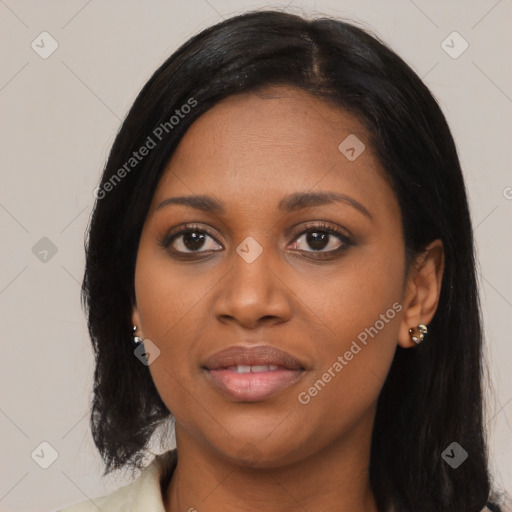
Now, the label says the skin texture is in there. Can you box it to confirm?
[131,86,444,512]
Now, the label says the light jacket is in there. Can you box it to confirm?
[56,449,177,511]
[56,448,499,512]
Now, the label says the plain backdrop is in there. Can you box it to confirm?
[0,1,511,510]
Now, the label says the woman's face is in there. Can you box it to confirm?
[132,86,410,467]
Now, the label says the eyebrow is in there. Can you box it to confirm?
[155,191,372,219]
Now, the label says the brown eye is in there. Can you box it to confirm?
[162,226,223,254]
[305,231,331,251]
[290,224,352,254]
[180,231,207,251]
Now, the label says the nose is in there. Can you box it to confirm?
[213,240,293,329]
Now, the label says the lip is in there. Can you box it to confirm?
[202,345,305,370]
[202,345,306,402]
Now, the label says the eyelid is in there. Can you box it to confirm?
[162,223,222,243]
[291,221,352,241]
[290,221,353,254]
[158,223,223,253]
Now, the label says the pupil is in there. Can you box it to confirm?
[183,231,205,251]
[306,231,328,250]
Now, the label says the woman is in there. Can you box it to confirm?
[58,10,506,512]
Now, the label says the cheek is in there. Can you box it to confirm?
[293,243,404,416]
[294,239,405,345]
[133,239,221,405]
[134,234,214,340]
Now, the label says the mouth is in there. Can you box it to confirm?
[202,345,306,402]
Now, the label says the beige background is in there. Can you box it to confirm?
[0,0,511,510]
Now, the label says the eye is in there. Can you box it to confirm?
[159,224,222,254]
[159,221,353,259]
[289,222,353,255]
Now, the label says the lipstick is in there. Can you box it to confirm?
[202,345,306,402]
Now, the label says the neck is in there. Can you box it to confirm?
[164,409,378,512]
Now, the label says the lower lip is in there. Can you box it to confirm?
[204,368,304,402]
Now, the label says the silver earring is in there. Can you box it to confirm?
[132,325,143,345]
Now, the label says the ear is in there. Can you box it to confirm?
[398,239,445,348]
[131,304,143,336]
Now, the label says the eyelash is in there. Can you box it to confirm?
[158,221,354,260]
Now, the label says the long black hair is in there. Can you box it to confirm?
[81,10,503,511]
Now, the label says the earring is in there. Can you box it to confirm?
[132,325,143,345]
[409,323,428,344]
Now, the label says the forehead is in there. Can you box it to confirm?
[150,86,395,218]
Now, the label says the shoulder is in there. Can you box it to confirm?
[55,450,177,512]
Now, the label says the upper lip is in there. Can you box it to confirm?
[202,345,305,370]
